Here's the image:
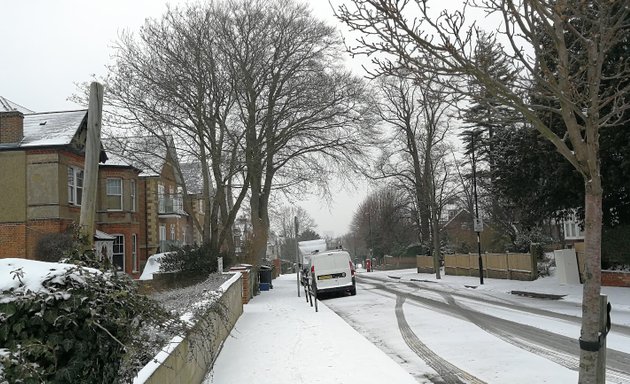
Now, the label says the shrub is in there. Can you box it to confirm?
[159,243,218,276]
[1,230,185,384]
[0,263,182,384]
[537,252,556,278]
[35,230,74,262]
[510,228,552,253]
[602,225,630,269]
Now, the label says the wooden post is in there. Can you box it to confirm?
[506,252,510,280]
[295,216,300,298]
[79,82,104,250]
[596,295,608,384]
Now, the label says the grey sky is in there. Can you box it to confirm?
[1,0,367,237]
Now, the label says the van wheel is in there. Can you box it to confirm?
[350,286,356,296]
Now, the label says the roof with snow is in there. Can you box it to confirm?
[1,96,88,149]
[21,110,87,147]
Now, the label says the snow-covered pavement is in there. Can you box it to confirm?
[204,273,419,384]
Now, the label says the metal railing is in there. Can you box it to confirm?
[300,269,318,312]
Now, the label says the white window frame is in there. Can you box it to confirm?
[112,235,125,272]
[198,199,204,214]
[158,183,165,212]
[67,166,83,206]
[106,178,123,211]
[130,179,137,212]
[159,225,166,242]
[176,186,183,213]
[170,224,176,240]
[131,234,138,273]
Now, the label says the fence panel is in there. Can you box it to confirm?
[444,252,536,281]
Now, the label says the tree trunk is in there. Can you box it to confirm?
[578,178,603,384]
[431,215,442,279]
[249,190,270,266]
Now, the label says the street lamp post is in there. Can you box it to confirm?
[471,131,484,285]
[295,216,300,297]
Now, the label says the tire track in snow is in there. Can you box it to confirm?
[395,295,487,384]
[359,276,630,384]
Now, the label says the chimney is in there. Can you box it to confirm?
[0,110,24,144]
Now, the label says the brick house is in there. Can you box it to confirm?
[440,209,507,253]
[0,97,203,277]
[105,136,206,272]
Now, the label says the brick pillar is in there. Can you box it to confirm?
[0,111,24,144]
[241,270,250,304]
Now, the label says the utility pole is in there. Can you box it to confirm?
[79,82,104,251]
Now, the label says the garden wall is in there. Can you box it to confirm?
[575,242,630,287]
[134,272,243,384]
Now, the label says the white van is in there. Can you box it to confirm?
[308,250,356,296]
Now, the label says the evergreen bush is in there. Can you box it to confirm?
[0,231,184,383]
[602,225,630,269]
[159,243,218,276]
[0,265,179,384]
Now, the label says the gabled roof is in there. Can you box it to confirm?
[442,208,472,228]
[21,110,87,147]
[104,135,181,181]
[0,96,88,149]
[0,96,34,114]
[180,162,206,195]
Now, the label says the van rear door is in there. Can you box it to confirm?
[312,251,353,292]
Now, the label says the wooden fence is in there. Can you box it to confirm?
[437,252,537,281]
[416,255,435,273]
[382,256,418,270]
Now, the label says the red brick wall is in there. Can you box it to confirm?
[98,222,142,276]
[0,223,27,258]
[26,218,73,259]
[602,271,630,287]
[0,111,24,144]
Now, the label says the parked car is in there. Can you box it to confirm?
[307,250,356,296]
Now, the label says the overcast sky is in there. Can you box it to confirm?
[0,0,371,237]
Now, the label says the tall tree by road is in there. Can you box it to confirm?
[374,74,459,278]
[105,4,249,259]
[216,0,374,265]
[334,1,630,380]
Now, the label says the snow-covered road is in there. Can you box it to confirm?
[324,271,630,384]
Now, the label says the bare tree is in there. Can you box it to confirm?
[374,73,459,278]
[334,0,630,380]
[104,3,249,258]
[271,205,317,240]
[214,0,375,265]
[269,204,318,261]
[351,186,417,264]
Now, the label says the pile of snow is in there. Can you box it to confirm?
[138,252,173,280]
[0,258,100,300]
